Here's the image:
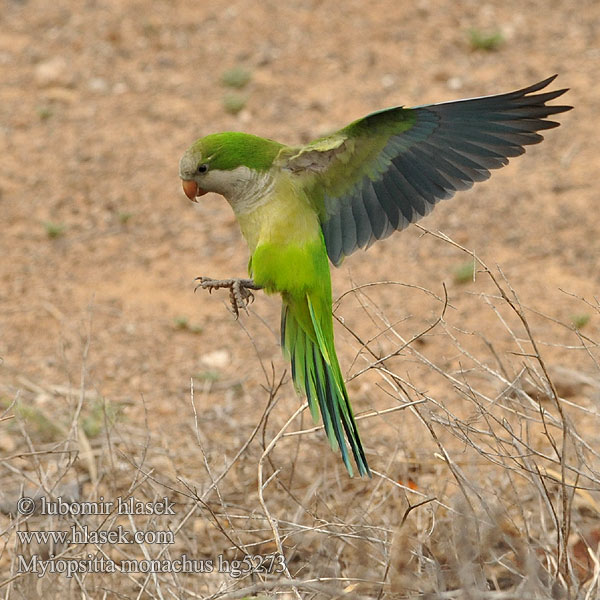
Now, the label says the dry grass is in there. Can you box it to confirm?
[0,0,593,596]
[1,231,599,599]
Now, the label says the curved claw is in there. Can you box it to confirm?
[193,276,262,319]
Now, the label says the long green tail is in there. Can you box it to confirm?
[281,295,370,477]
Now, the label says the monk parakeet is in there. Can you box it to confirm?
[179,75,571,477]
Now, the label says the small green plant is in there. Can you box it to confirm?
[468,28,504,51]
[118,211,133,224]
[142,21,159,37]
[37,106,53,120]
[14,403,63,441]
[173,316,203,334]
[81,399,120,438]
[454,260,476,284]
[571,313,590,329]
[43,221,66,238]
[222,93,247,115]
[194,370,221,382]
[221,66,252,89]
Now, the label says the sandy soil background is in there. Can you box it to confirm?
[1,0,599,598]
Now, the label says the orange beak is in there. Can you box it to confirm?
[181,179,207,201]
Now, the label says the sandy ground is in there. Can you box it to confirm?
[1,0,599,598]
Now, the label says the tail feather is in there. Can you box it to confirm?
[311,341,341,453]
[281,298,371,477]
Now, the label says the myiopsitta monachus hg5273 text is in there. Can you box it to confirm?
[179,76,571,477]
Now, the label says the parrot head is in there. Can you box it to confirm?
[179,132,284,206]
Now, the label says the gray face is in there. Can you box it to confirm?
[178,151,201,182]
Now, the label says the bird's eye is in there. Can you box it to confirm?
[197,164,208,174]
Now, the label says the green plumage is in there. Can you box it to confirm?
[249,218,370,477]
[280,284,369,477]
[190,132,284,172]
[179,76,571,477]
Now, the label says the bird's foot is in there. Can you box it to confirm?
[194,277,262,319]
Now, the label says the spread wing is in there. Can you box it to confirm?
[282,75,571,266]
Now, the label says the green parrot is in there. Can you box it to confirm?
[179,75,571,477]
